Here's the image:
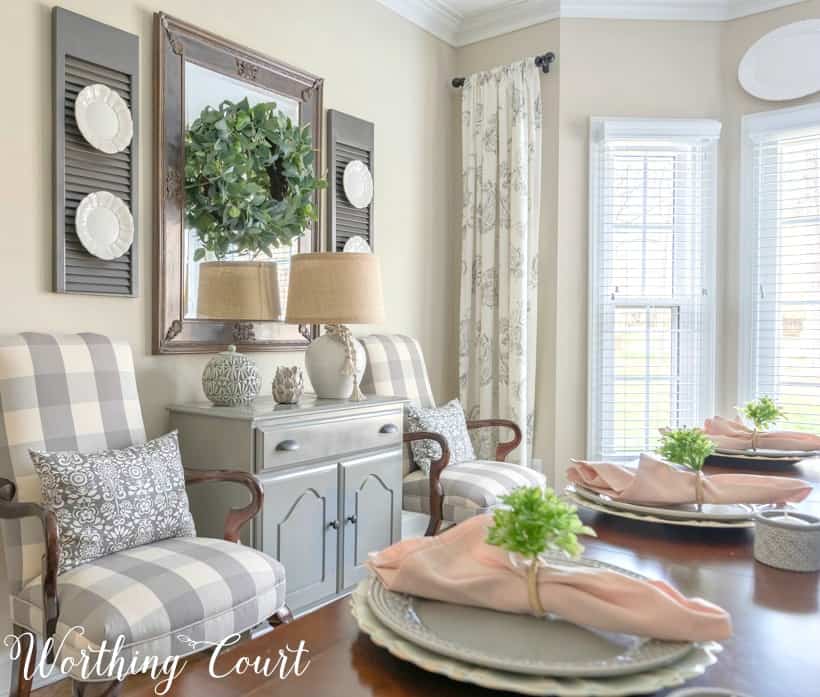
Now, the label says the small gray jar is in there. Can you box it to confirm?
[754,510,820,572]
[202,345,261,406]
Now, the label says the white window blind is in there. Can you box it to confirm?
[588,118,720,461]
[740,104,820,432]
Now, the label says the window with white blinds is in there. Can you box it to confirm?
[588,118,720,461]
[740,104,820,433]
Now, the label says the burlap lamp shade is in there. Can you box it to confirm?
[197,261,282,321]
[285,253,384,400]
[285,253,384,325]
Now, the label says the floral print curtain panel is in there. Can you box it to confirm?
[459,59,542,466]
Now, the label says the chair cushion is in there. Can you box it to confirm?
[406,399,476,475]
[403,461,547,523]
[12,537,285,679]
[29,431,196,574]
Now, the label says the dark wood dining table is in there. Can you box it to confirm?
[92,458,820,697]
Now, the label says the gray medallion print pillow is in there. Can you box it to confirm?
[30,431,196,574]
[406,399,476,475]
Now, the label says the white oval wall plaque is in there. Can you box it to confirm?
[739,20,820,101]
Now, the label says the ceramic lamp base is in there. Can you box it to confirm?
[305,331,367,400]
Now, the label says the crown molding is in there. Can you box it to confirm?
[374,0,461,44]
[376,0,807,46]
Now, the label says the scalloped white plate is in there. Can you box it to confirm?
[74,83,133,154]
[75,191,134,260]
[565,489,755,529]
[352,581,722,696]
[343,160,374,208]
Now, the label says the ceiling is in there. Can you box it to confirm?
[376,0,807,46]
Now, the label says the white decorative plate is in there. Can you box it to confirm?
[75,191,134,260]
[367,566,693,678]
[565,488,755,529]
[74,83,133,154]
[570,485,777,522]
[352,582,722,696]
[343,235,372,253]
[738,20,820,101]
[343,160,374,208]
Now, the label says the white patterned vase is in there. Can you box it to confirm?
[272,366,304,404]
[202,345,261,406]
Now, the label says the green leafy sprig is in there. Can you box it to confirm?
[184,98,327,260]
[486,487,595,560]
[658,427,715,473]
[737,396,785,432]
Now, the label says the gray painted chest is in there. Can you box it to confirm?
[168,395,406,615]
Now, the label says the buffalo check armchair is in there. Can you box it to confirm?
[0,334,290,697]
[359,335,546,536]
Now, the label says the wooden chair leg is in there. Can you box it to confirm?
[269,606,293,627]
[9,625,34,697]
[71,679,123,697]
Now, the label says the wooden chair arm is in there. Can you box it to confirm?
[466,419,522,462]
[0,478,60,656]
[184,469,264,543]
[403,432,450,536]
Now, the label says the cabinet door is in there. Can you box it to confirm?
[341,448,403,589]
[260,463,339,612]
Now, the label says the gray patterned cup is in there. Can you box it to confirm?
[754,510,820,572]
[272,366,304,404]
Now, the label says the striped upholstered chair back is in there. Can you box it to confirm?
[359,335,436,409]
[0,334,145,591]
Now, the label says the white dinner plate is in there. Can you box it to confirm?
[75,191,134,260]
[74,83,133,154]
[343,160,374,208]
[342,235,372,253]
[570,484,779,522]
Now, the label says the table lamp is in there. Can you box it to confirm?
[286,252,384,400]
[196,260,281,406]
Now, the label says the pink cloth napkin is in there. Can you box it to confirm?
[704,415,820,452]
[368,514,731,642]
[567,453,812,506]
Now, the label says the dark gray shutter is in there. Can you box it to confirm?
[53,8,139,296]
[327,110,374,252]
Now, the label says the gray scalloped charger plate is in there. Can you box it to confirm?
[366,559,694,679]
[570,484,781,521]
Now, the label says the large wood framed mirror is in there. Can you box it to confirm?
[153,13,323,354]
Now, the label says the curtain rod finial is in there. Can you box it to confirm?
[534,52,556,73]
[452,77,466,88]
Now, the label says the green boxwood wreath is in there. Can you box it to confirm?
[184,98,326,260]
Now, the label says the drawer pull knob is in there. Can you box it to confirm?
[327,520,339,531]
[347,515,358,525]
[276,439,300,452]
[379,424,399,434]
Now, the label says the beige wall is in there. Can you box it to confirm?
[0,0,456,681]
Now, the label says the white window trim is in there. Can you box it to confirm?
[738,102,820,407]
[587,116,720,460]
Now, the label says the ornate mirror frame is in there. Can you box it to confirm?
[153,13,323,354]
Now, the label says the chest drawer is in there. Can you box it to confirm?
[255,409,402,471]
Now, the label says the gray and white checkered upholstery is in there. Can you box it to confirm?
[12,537,285,680]
[359,334,547,524]
[403,461,546,523]
[359,335,435,408]
[0,333,146,591]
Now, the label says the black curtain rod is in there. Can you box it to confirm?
[451,52,556,88]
